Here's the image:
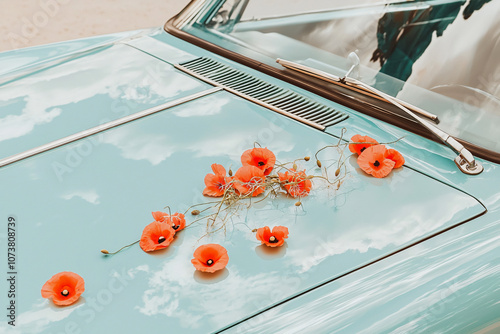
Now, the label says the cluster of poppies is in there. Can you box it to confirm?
[139,211,186,252]
[43,141,401,307]
[203,147,312,198]
[41,222,290,306]
[141,212,231,273]
[349,135,405,178]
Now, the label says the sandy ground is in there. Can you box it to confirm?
[0,0,190,52]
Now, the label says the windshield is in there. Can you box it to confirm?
[176,0,500,154]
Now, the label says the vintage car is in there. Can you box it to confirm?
[1,0,499,333]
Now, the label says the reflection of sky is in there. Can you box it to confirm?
[0,92,485,333]
[0,300,82,334]
[226,217,500,334]
[61,190,100,204]
[0,43,208,159]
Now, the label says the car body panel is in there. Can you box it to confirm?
[0,29,160,78]
[223,208,500,334]
[0,26,498,333]
[0,42,212,161]
[124,33,500,203]
[0,86,486,333]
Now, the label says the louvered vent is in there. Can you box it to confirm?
[175,57,348,130]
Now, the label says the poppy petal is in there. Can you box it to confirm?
[203,165,231,197]
[241,147,276,175]
[385,148,405,168]
[256,226,289,247]
[140,221,175,252]
[234,165,265,197]
[211,163,226,176]
[349,135,379,155]
[278,169,312,198]
[168,212,186,232]
[192,244,229,273]
[152,211,167,222]
[41,272,85,306]
[357,145,395,178]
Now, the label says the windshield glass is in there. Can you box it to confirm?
[179,0,500,154]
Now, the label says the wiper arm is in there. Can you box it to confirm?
[277,57,483,175]
[277,58,438,121]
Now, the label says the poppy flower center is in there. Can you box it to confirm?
[172,224,179,230]
[373,160,380,167]
[207,259,214,266]
[258,161,265,166]
[269,236,278,243]
[158,236,166,243]
[61,289,69,296]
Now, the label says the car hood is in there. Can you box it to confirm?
[0,32,486,333]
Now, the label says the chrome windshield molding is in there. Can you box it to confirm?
[171,0,211,29]
[0,87,222,169]
[276,58,483,175]
[276,58,439,122]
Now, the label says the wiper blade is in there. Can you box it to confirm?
[277,57,483,175]
[277,58,438,122]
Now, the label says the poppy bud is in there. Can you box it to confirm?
[306,175,314,179]
[335,168,340,177]
[295,201,301,206]
[191,210,200,215]
[337,181,342,190]
[316,160,322,168]
[100,249,109,255]
[228,169,233,177]
[293,163,297,170]
[304,156,310,161]
[252,228,258,232]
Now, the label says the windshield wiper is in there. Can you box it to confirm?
[277,56,484,175]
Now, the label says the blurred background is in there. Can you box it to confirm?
[0,0,190,52]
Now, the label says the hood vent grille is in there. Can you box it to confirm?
[175,57,348,130]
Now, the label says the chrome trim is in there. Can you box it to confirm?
[0,87,222,168]
[344,77,484,175]
[171,0,209,29]
[276,58,483,175]
[276,58,439,122]
[175,63,325,130]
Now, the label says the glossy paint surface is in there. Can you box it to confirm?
[0,29,152,77]
[0,42,211,160]
[0,27,498,334]
[224,208,500,334]
[0,88,485,333]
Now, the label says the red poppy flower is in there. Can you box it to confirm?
[151,211,186,232]
[385,148,405,168]
[167,212,186,232]
[203,164,233,197]
[349,135,379,155]
[140,221,175,252]
[278,169,312,198]
[41,271,85,306]
[233,165,266,197]
[357,145,395,178]
[241,147,276,175]
[256,226,289,247]
[191,244,229,273]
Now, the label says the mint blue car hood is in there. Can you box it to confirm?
[0,32,486,333]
